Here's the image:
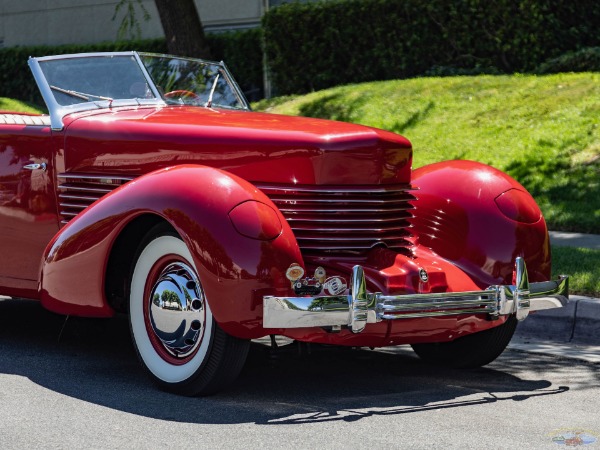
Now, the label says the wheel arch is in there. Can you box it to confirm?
[105,213,169,313]
[39,165,303,338]
[410,160,551,287]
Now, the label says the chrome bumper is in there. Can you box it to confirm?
[263,257,568,334]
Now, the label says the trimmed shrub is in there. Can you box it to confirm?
[537,47,600,74]
[262,0,600,95]
[208,28,264,101]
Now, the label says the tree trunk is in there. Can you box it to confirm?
[154,0,212,59]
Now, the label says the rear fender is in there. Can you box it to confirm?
[40,165,303,338]
[410,160,551,287]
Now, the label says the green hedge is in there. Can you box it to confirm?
[5,1,599,104]
[262,0,600,94]
[0,29,263,106]
[208,28,264,101]
[537,47,600,74]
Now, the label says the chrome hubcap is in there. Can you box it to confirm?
[148,262,205,359]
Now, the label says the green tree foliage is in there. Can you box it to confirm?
[161,290,181,308]
[112,0,151,41]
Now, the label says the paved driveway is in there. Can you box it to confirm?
[1,298,599,448]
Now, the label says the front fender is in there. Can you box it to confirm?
[40,165,303,338]
[410,160,551,287]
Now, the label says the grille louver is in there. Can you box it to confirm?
[57,173,134,225]
[58,175,416,256]
[257,184,416,255]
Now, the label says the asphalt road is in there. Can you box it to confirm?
[1,298,599,449]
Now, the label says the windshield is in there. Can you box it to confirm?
[39,55,156,106]
[33,52,249,112]
[141,54,245,109]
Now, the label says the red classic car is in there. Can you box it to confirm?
[0,52,568,395]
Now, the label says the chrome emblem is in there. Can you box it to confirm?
[323,276,348,295]
[419,268,429,283]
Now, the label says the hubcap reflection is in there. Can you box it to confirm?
[148,262,205,359]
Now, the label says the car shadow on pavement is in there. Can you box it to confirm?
[0,298,587,425]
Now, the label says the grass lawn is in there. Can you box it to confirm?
[254,73,600,234]
[0,97,44,114]
[552,246,600,297]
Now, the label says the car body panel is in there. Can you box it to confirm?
[41,165,303,335]
[61,106,412,185]
[411,161,551,287]
[0,119,59,297]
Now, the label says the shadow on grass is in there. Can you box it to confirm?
[505,151,600,234]
[297,93,435,136]
[0,299,592,426]
[298,92,365,123]
[390,101,435,134]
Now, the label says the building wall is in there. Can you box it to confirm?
[0,0,267,48]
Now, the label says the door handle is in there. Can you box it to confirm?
[23,163,47,171]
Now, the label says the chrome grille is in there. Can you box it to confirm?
[57,173,134,225]
[257,184,416,254]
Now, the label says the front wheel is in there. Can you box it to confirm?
[410,316,518,368]
[129,225,249,395]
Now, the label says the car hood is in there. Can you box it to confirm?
[62,106,412,185]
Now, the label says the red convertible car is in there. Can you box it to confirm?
[0,52,568,395]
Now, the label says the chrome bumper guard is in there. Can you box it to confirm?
[263,257,568,334]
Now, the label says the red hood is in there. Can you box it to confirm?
[61,106,412,185]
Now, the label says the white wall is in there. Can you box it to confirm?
[200,0,263,31]
[0,0,265,48]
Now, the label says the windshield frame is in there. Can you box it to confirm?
[28,51,250,131]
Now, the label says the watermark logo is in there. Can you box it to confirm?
[550,429,598,446]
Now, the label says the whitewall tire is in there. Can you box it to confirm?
[129,225,249,395]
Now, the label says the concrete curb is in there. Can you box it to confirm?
[549,231,600,250]
[515,295,600,345]
[514,231,600,348]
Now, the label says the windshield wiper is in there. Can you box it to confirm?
[204,74,220,108]
[50,85,113,103]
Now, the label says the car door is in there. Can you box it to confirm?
[0,115,59,297]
